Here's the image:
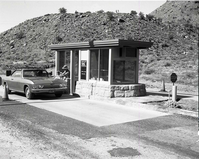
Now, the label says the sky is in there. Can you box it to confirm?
[0,0,166,33]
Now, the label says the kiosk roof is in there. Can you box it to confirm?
[49,39,153,50]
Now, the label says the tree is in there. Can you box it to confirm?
[106,11,114,21]
[146,14,154,21]
[139,12,145,20]
[130,10,137,16]
[59,7,67,14]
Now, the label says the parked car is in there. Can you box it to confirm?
[1,68,68,99]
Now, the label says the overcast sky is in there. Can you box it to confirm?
[0,0,166,33]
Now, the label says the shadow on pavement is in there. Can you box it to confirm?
[9,92,80,100]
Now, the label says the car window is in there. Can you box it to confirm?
[35,70,48,77]
[12,71,22,77]
[23,70,48,77]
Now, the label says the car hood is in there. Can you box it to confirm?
[25,77,65,84]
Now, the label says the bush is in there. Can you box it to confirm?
[146,14,154,21]
[156,18,162,24]
[56,36,63,42]
[169,34,174,40]
[164,62,171,67]
[144,68,155,75]
[106,11,114,21]
[162,43,169,48]
[185,72,195,78]
[85,11,91,14]
[97,10,104,14]
[164,100,180,108]
[139,12,145,20]
[189,46,193,50]
[130,10,137,15]
[16,30,25,39]
[59,7,67,14]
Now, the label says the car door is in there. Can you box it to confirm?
[9,70,22,91]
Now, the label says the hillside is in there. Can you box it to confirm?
[0,10,198,87]
[151,1,199,27]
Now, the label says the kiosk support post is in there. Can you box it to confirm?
[70,50,75,95]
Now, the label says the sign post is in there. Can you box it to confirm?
[0,77,2,102]
[170,73,177,102]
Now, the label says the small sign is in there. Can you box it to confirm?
[170,73,177,84]
[81,60,87,80]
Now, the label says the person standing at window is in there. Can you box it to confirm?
[61,65,70,80]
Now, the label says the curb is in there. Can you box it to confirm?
[136,104,198,118]
[103,99,198,118]
[166,108,198,118]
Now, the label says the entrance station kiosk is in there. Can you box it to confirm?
[49,39,153,98]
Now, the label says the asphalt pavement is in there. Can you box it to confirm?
[0,86,168,127]
[0,86,198,158]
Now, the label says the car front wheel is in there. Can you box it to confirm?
[25,87,34,99]
[55,93,62,98]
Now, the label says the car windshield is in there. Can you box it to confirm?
[23,70,48,77]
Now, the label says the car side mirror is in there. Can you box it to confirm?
[6,70,12,76]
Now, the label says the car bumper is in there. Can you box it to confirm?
[31,87,67,94]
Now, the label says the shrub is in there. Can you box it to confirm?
[162,43,169,48]
[127,35,133,40]
[16,30,25,39]
[146,14,154,21]
[185,72,195,78]
[130,10,137,15]
[106,11,114,21]
[97,10,104,14]
[156,18,162,24]
[59,7,67,14]
[85,11,91,14]
[169,34,174,40]
[164,100,180,108]
[144,68,155,75]
[189,46,193,50]
[56,36,63,42]
[139,12,145,20]
[164,62,171,67]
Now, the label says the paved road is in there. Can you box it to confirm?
[0,87,198,158]
[0,87,168,127]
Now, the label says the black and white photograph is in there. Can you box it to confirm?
[0,0,198,158]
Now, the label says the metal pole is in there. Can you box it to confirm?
[3,84,9,100]
[172,85,177,102]
[160,79,166,92]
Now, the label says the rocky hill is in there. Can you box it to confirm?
[0,9,198,86]
[151,1,199,27]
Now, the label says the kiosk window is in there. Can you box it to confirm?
[90,49,109,81]
[90,50,99,80]
[113,60,136,83]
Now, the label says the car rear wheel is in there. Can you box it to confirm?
[55,93,62,98]
[25,87,34,99]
